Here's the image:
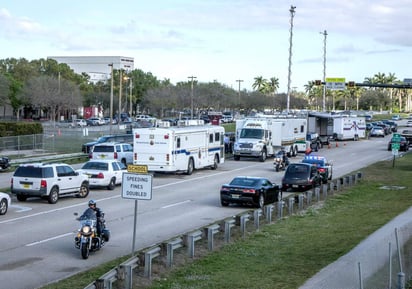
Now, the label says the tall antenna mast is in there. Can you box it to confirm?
[286,5,296,113]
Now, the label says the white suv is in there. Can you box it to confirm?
[89,142,134,165]
[11,163,90,204]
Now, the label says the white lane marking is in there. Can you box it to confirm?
[26,232,74,247]
[0,195,120,225]
[161,200,191,209]
[11,205,33,213]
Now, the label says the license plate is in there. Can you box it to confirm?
[292,185,298,188]
[231,194,240,199]
[23,184,30,189]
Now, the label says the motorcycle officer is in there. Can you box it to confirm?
[280,147,289,167]
[80,199,104,236]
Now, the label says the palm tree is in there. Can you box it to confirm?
[252,76,267,93]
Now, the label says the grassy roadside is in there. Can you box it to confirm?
[41,153,412,289]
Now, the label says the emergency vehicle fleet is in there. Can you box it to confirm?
[132,120,225,174]
[233,116,308,162]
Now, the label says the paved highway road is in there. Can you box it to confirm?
[0,135,398,289]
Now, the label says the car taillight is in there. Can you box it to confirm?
[97,173,104,179]
[114,152,118,159]
[318,168,326,173]
[40,179,47,188]
[88,153,92,159]
[166,154,170,161]
[134,153,137,161]
[221,187,230,192]
[242,188,256,194]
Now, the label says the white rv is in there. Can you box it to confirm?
[132,122,225,174]
[233,116,308,162]
[307,113,366,142]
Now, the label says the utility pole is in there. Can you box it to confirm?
[119,69,123,127]
[320,30,327,112]
[188,76,197,119]
[108,63,114,134]
[286,5,296,113]
[236,79,243,108]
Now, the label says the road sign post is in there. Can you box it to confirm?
[122,172,153,255]
[391,133,401,168]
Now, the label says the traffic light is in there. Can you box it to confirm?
[314,80,322,86]
[348,81,355,88]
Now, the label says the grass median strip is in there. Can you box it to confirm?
[42,154,412,289]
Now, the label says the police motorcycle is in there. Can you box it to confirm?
[74,209,110,259]
[273,149,289,172]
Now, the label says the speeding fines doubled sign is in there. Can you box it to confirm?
[121,173,153,200]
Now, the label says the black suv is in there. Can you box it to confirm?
[282,163,321,192]
[0,156,10,171]
[82,134,133,153]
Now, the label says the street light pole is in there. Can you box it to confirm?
[129,78,133,117]
[188,76,197,119]
[119,69,123,126]
[286,5,296,113]
[236,79,243,108]
[320,30,327,112]
[108,63,114,134]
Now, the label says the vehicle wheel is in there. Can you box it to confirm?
[234,155,240,161]
[48,187,59,204]
[354,134,359,141]
[107,178,116,190]
[77,182,90,198]
[121,159,127,166]
[276,164,280,172]
[221,199,229,207]
[211,155,218,170]
[186,158,194,175]
[259,149,267,162]
[0,198,8,215]
[17,194,27,202]
[81,243,89,259]
[256,194,265,208]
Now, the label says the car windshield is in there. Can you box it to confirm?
[82,162,109,170]
[230,178,259,187]
[240,128,264,139]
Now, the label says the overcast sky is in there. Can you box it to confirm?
[1,0,411,92]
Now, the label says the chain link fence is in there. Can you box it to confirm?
[0,125,127,155]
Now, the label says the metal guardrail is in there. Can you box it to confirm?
[10,152,87,166]
[82,172,364,289]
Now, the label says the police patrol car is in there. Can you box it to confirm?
[301,155,333,184]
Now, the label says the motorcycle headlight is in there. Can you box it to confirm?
[81,226,91,234]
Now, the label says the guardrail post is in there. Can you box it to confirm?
[205,224,220,251]
[265,204,274,223]
[306,190,312,205]
[322,184,328,199]
[185,230,203,258]
[142,246,161,278]
[288,197,294,215]
[222,218,235,243]
[277,200,284,220]
[351,174,356,185]
[95,269,118,289]
[253,209,263,230]
[237,213,250,238]
[118,256,139,289]
[165,238,183,268]
[315,187,320,202]
[336,179,342,191]
[345,175,350,186]
[298,194,304,211]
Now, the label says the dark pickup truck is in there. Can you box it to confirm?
[401,129,412,143]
